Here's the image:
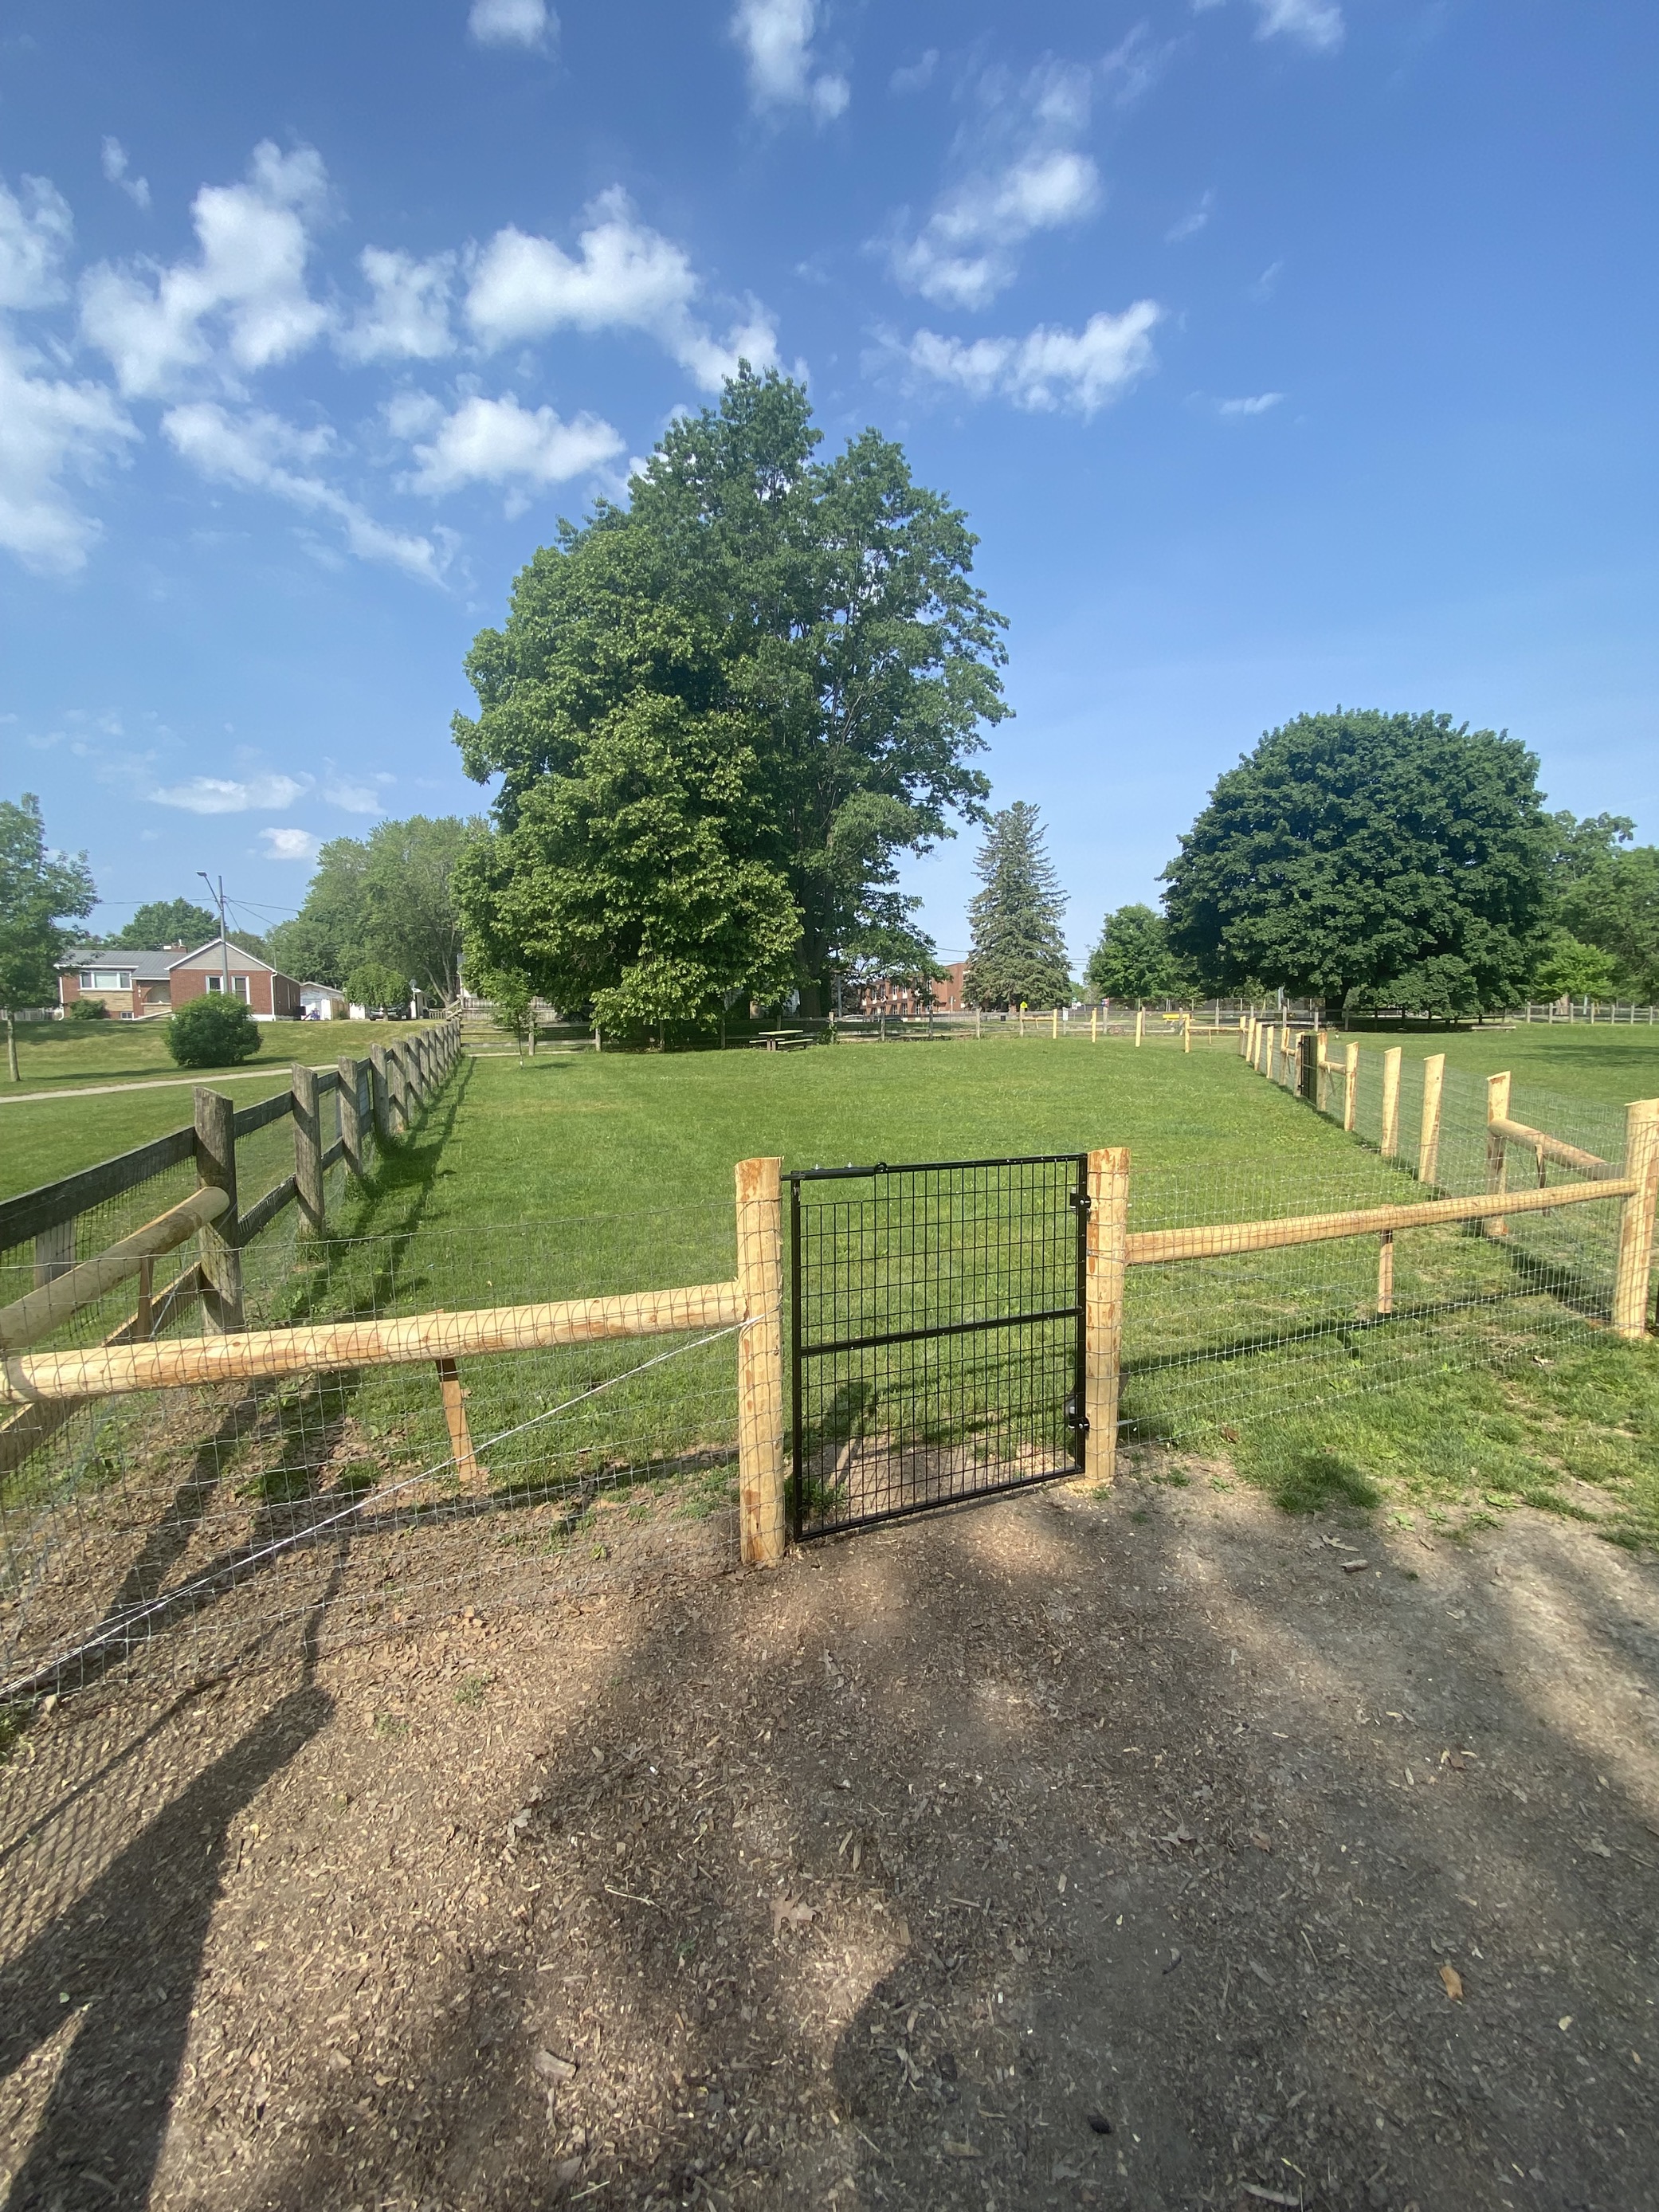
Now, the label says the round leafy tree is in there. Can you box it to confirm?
[346,960,408,1013]
[164,994,263,1069]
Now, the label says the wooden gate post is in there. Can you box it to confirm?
[1380,1046,1402,1158]
[1316,1031,1330,1112]
[1611,1099,1659,1340]
[336,1056,365,1179]
[292,1065,325,1234]
[1084,1147,1129,1487]
[1485,1071,1512,1236]
[194,1085,243,1332]
[736,1155,786,1566]
[1343,1043,1359,1131]
[1418,1053,1445,1186]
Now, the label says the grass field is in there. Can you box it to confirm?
[285,1030,1659,1550]
[1328,1017,1659,1107]
[0,1019,434,1201]
[10,1027,1659,1579]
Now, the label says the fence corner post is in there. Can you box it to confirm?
[1612,1098,1659,1340]
[736,1155,786,1567]
[1084,1146,1129,1488]
[193,1084,243,1332]
[1485,1070,1512,1235]
[291,1064,324,1233]
[1418,1053,1445,1186]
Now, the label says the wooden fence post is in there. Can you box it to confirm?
[1316,1031,1329,1112]
[1135,1007,1143,1049]
[1486,1071,1512,1236]
[1052,1007,1060,1041]
[292,1065,324,1234]
[1091,1006,1098,1044]
[1084,1147,1129,1486]
[337,1057,365,1179]
[33,1217,75,1288]
[1343,1043,1359,1132]
[435,1355,482,1488]
[1183,1011,1192,1055]
[194,1085,243,1332]
[736,1155,786,1567]
[1418,1053,1445,1186]
[1380,1046,1402,1157]
[369,1044,391,1143]
[390,1044,410,1134]
[1611,1099,1659,1340]
[1377,1230,1394,1316]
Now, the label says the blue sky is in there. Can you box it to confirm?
[2,0,1654,963]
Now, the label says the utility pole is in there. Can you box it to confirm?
[198,872,231,996]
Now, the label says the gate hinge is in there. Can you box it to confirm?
[1069,1191,1092,1214]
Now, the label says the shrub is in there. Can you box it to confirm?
[164,993,263,1069]
[65,996,111,1022]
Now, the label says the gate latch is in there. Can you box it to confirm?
[1069,1190,1091,1214]
[1064,1390,1090,1433]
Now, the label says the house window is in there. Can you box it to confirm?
[80,969,132,990]
[205,974,252,1000]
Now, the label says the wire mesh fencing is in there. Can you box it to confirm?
[0,1204,741,1704]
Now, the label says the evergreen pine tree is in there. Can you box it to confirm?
[964,802,1073,1009]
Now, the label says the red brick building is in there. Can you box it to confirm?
[853,961,967,1017]
[58,937,302,1021]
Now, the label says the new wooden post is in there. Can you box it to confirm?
[1052,1007,1060,1040]
[1418,1053,1445,1186]
[1316,1031,1330,1112]
[1376,1230,1394,1316]
[1241,1015,1253,1059]
[1343,1043,1359,1131]
[435,1355,482,1488]
[736,1155,786,1567]
[337,1056,365,1179]
[1091,1007,1098,1044]
[193,1085,243,1332]
[1380,1046,1402,1158]
[1611,1099,1659,1341]
[1485,1071,1512,1236]
[1135,1006,1144,1049]
[1183,1011,1192,1055]
[292,1065,325,1234]
[1084,1147,1129,1486]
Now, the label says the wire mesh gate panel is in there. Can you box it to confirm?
[789,1155,1087,1540]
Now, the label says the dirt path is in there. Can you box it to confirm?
[2,1462,1656,2210]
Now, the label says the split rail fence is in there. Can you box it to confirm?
[3,1007,1656,1703]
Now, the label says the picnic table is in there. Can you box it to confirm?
[751,1030,812,1052]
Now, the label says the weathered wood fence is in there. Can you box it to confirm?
[0,1016,461,1480]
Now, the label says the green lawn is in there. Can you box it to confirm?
[1328,1016,1659,1108]
[0,1019,435,1202]
[12,1029,1659,1567]
[282,1034,1658,1551]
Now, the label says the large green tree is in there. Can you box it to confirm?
[452,367,1007,1033]
[108,896,220,949]
[1084,903,1190,1002]
[269,815,481,1003]
[1553,841,1659,999]
[1,794,96,1081]
[964,802,1073,1010]
[1163,710,1551,1017]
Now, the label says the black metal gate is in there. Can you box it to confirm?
[788,1155,1088,1540]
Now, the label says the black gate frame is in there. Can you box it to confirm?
[787,1153,1089,1541]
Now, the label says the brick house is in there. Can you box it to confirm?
[853,960,967,1017]
[58,937,302,1021]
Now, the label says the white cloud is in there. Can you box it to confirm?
[321,772,386,813]
[0,174,74,308]
[1253,0,1343,51]
[884,61,1101,310]
[260,826,321,861]
[151,772,310,814]
[1167,190,1214,243]
[0,324,138,575]
[465,189,779,390]
[899,302,1163,415]
[162,402,445,582]
[731,0,849,121]
[100,138,151,212]
[338,248,453,363]
[1217,390,1284,415]
[890,50,938,96]
[383,389,445,440]
[404,392,623,502]
[469,0,556,49]
[80,142,330,398]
